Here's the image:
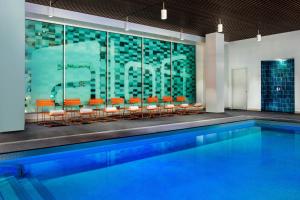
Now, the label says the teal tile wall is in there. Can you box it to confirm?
[25,19,196,112]
[25,20,64,112]
[108,33,142,102]
[172,43,196,103]
[65,26,107,105]
[261,59,295,113]
[143,38,171,101]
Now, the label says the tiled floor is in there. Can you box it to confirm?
[0,110,300,154]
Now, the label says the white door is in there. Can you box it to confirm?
[232,68,247,110]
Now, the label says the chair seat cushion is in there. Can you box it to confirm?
[105,106,118,112]
[80,108,94,114]
[147,105,157,110]
[194,103,203,107]
[49,109,65,116]
[180,103,189,108]
[128,106,139,111]
[165,104,175,109]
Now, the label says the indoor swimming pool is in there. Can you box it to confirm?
[0,120,299,200]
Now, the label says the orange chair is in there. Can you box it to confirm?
[79,107,96,123]
[162,96,173,103]
[129,97,141,104]
[64,98,82,121]
[189,102,205,114]
[127,97,142,119]
[111,98,124,105]
[36,99,65,125]
[176,96,186,103]
[162,96,176,115]
[104,98,125,119]
[176,96,190,114]
[64,98,81,107]
[146,97,160,118]
[89,98,105,118]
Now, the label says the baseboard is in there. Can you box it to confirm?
[247,108,261,112]
[226,108,261,112]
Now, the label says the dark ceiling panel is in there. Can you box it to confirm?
[26,0,300,41]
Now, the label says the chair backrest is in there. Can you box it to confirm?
[64,98,81,106]
[162,96,173,103]
[129,97,141,104]
[36,99,55,107]
[89,98,104,106]
[147,97,158,104]
[176,96,186,102]
[111,98,124,105]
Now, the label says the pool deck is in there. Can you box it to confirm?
[1,110,300,154]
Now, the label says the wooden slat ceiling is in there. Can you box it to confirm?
[26,0,300,41]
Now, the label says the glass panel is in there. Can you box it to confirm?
[143,39,171,102]
[25,20,64,112]
[65,26,107,106]
[108,33,142,103]
[172,43,196,103]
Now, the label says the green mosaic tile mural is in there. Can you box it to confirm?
[25,19,64,112]
[25,19,196,112]
[143,38,171,101]
[172,43,196,103]
[65,26,107,106]
[108,33,142,102]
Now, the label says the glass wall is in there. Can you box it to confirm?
[172,43,196,103]
[108,33,142,102]
[65,26,107,105]
[143,38,171,101]
[25,19,197,112]
[25,20,64,112]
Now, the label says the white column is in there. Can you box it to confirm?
[0,0,25,132]
[196,41,205,105]
[205,33,225,113]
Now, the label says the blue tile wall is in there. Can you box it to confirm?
[261,59,295,113]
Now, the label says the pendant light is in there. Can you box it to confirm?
[161,2,167,20]
[48,0,54,18]
[217,19,223,33]
[124,16,129,31]
[257,29,262,42]
[180,29,184,41]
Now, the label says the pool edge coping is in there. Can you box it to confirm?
[1,115,300,154]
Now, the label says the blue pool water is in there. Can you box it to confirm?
[0,120,300,200]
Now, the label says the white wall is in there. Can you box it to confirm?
[226,30,300,112]
[0,0,25,132]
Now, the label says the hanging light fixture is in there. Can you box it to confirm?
[180,29,184,41]
[161,2,167,20]
[124,16,129,31]
[48,0,54,18]
[217,19,223,33]
[257,29,262,42]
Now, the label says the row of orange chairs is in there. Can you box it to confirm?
[36,96,189,110]
[35,96,204,125]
